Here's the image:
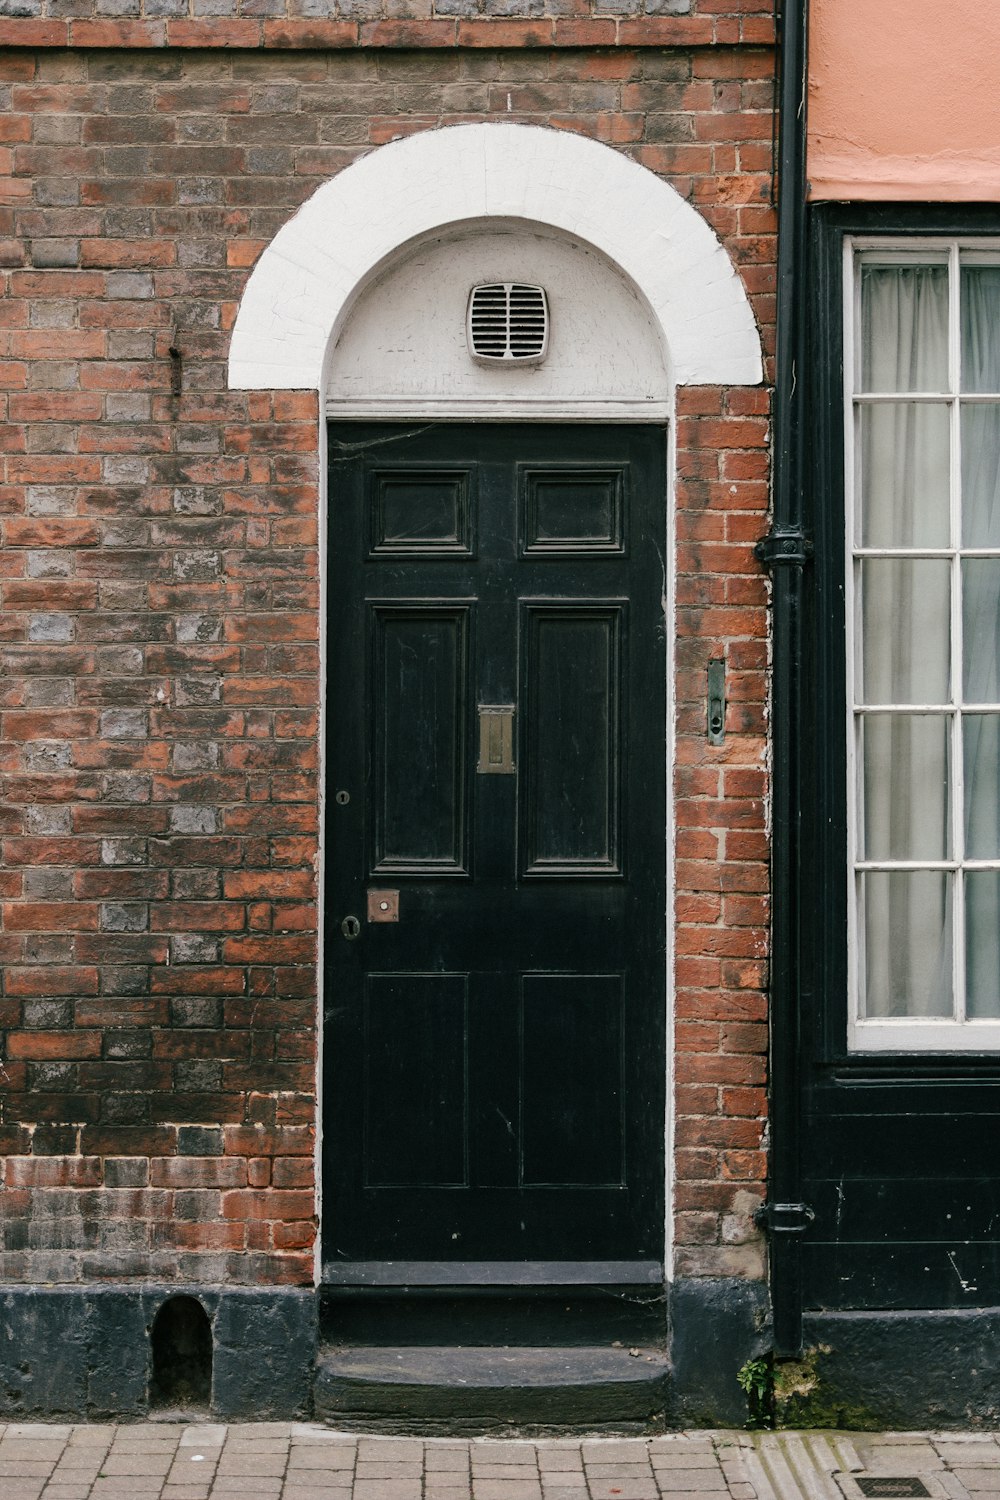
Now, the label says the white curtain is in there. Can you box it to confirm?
[961,267,1000,1016]
[859,264,952,1017]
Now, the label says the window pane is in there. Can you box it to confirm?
[961,404,1000,547]
[961,266,1000,393]
[859,559,950,704]
[966,872,1000,1018]
[860,714,950,860]
[964,714,1000,857]
[861,264,949,393]
[859,403,950,548]
[861,870,953,1018]
[962,560,1000,702]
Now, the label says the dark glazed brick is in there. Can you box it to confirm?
[178,1125,224,1156]
[103,1156,150,1186]
[31,1125,79,1155]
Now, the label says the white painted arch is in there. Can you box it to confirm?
[227,123,764,393]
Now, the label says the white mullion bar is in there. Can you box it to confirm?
[856,392,1000,403]
[957,245,1000,261]
[856,245,952,262]
[854,391,953,404]
[846,237,862,1041]
[857,860,959,872]
[949,241,966,1024]
[857,702,1000,713]
[938,392,1000,403]
[855,549,951,560]
[856,702,958,713]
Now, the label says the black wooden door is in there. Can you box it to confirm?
[323,424,666,1277]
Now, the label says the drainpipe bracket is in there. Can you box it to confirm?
[754,1201,815,1235]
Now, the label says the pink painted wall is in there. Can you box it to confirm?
[808,0,1000,200]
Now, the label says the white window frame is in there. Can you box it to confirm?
[846,234,1000,1052]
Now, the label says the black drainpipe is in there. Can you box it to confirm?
[753,0,812,1357]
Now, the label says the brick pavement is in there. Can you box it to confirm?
[0,1424,998,1500]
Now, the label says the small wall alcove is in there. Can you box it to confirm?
[149,1295,213,1412]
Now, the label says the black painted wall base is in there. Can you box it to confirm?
[670,1277,772,1428]
[0,1286,316,1420]
[779,1310,1000,1430]
[0,1277,771,1427]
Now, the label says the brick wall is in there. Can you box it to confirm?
[673,383,770,1279]
[0,37,774,1284]
[0,9,776,47]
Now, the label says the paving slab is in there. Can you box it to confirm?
[0,1424,994,1498]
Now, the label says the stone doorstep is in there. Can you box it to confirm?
[314,1346,672,1432]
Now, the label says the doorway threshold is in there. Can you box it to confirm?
[322,1262,664,1286]
[320,1280,667,1349]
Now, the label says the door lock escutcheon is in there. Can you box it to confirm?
[477,704,516,775]
[341,914,361,940]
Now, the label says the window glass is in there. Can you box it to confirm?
[861,264,948,392]
[858,559,950,704]
[852,246,1000,1043]
[962,560,1000,702]
[965,872,1000,1017]
[859,403,950,548]
[961,404,1000,546]
[860,714,950,861]
[964,715,1000,858]
[962,267,1000,392]
[861,871,952,1018]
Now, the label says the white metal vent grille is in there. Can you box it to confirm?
[467,283,549,365]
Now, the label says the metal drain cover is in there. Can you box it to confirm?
[856,1480,930,1498]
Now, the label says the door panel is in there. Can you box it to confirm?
[522,604,623,874]
[521,467,625,553]
[370,469,474,555]
[371,605,470,873]
[520,973,624,1187]
[364,972,468,1188]
[323,423,666,1277]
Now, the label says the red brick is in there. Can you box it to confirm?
[221,1189,314,1220]
[263,19,356,46]
[150,1158,247,1188]
[2,902,99,932]
[223,1126,313,1157]
[7,1032,102,1060]
[0,19,67,44]
[10,331,105,360]
[272,1220,316,1250]
[5,1157,103,1187]
[80,239,176,269]
[360,19,455,45]
[166,18,262,45]
[70,18,165,44]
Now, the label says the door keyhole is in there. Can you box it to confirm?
[341,914,361,940]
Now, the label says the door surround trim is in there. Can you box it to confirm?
[227,123,764,395]
[223,125,766,1291]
